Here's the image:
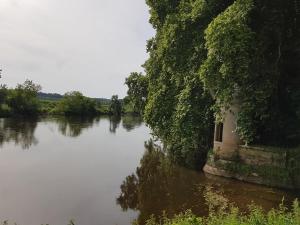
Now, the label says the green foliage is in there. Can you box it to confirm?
[122,96,135,114]
[6,80,41,115]
[125,72,148,115]
[199,0,300,145]
[38,92,63,101]
[109,95,122,116]
[199,0,255,124]
[97,103,110,115]
[143,0,234,168]
[0,85,11,117]
[0,85,8,105]
[144,0,300,152]
[55,91,97,116]
[39,100,58,114]
[145,200,300,225]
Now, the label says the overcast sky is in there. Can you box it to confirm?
[0,0,154,98]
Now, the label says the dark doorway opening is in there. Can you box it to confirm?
[215,123,223,142]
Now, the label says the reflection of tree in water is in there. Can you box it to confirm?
[117,140,298,225]
[122,115,143,132]
[0,117,38,149]
[117,140,207,224]
[109,116,121,133]
[54,116,99,137]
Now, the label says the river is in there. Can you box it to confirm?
[0,116,297,225]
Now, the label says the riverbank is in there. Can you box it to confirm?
[0,99,139,118]
[204,145,300,190]
[143,177,300,225]
[145,200,300,225]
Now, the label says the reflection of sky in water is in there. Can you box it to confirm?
[0,116,298,225]
[0,116,147,225]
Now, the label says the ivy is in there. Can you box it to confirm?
[143,0,233,168]
[137,0,300,168]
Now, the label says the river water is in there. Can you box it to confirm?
[0,116,297,225]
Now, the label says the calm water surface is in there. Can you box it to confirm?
[0,116,298,225]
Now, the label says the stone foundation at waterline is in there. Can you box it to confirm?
[204,145,300,189]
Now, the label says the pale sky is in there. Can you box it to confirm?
[0,0,154,98]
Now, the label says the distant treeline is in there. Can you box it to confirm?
[37,92,63,101]
[38,92,111,105]
[0,80,136,117]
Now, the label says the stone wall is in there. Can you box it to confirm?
[238,146,286,168]
[204,145,300,190]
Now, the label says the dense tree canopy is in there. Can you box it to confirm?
[128,0,300,168]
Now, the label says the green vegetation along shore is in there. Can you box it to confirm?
[0,80,138,117]
[1,195,299,225]
[144,202,300,225]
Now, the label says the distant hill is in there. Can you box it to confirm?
[38,92,63,101]
[93,98,111,105]
[38,92,111,104]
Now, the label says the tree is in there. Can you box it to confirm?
[125,72,148,115]
[109,95,122,116]
[142,0,300,170]
[0,84,8,105]
[200,0,300,145]
[56,91,97,116]
[142,0,233,168]
[200,0,256,142]
[7,80,42,115]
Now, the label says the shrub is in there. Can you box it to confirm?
[55,91,97,116]
[6,80,41,115]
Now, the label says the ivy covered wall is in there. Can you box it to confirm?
[128,0,300,168]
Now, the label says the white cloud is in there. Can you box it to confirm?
[0,0,154,98]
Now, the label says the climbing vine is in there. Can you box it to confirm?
[200,0,300,145]
[126,0,300,168]
[143,0,234,168]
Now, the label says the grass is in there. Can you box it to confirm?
[0,178,299,225]
[144,202,300,225]
[144,186,300,225]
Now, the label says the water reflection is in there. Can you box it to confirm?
[117,140,299,225]
[0,117,38,149]
[122,115,143,132]
[117,140,207,224]
[0,116,143,148]
[0,115,149,225]
[109,116,121,133]
[53,116,100,137]
[109,115,143,133]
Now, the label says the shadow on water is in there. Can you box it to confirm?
[0,117,38,149]
[117,140,300,225]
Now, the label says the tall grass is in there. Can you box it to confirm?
[144,186,300,225]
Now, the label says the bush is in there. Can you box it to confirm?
[109,95,122,116]
[39,100,58,114]
[55,91,97,116]
[145,200,300,225]
[6,80,41,115]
